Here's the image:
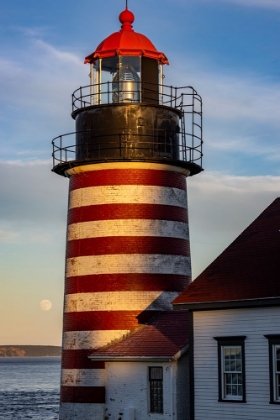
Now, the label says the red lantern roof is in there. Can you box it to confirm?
[84,7,169,65]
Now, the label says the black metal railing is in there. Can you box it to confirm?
[52,84,203,174]
[52,129,202,170]
[71,82,202,113]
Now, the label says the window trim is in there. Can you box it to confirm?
[264,334,280,405]
[214,336,246,403]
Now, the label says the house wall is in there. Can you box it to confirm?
[105,360,188,420]
[176,351,189,420]
[193,306,280,420]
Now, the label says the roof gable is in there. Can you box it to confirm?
[173,198,280,306]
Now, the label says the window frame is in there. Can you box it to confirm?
[214,336,246,403]
[264,334,280,404]
[149,366,163,414]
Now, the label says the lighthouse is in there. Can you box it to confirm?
[52,6,202,420]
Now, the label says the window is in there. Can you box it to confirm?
[149,367,163,413]
[214,336,246,402]
[274,345,280,401]
[264,335,280,404]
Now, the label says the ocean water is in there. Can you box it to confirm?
[0,357,60,419]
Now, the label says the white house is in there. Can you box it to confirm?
[89,311,190,420]
[173,198,280,420]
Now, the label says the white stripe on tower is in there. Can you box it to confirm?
[66,254,190,277]
[68,219,188,240]
[62,369,106,387]
[60,163,191,417]
[63,330,132,351]
[64,291,181,312]
[69,184,187,208]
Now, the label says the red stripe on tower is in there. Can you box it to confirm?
[65,274,190,295]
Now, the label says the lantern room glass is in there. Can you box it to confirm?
[91,56,163,105]
[93,56,141,104]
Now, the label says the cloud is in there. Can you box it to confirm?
[0,226,52,245]
[10,25,51,39]
[0,229,20,243]
[0,41,83,113]
[0,160,68,227]
[168,60,280,127]
[207,132,280,164]
[170,0,280,11]
[0,34,87,161]
[221,0,280,11]
[165,57,280,172]
[34,39,81,65]
[188,172,280,276]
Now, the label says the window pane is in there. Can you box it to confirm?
[236,359,242,371]
[277,372,280,400]
[224,348,231,357]
[225,360,230,371]
[225,373,232,385]
[276,347,280,374]
[232,374,238,384]
[222,345,243,400]
[232,385,237,395]
[150,367,163,380]
[230,360,237,371]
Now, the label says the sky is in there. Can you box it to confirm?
[0,0,279,346]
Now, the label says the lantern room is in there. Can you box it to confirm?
[52,7,203,177]
[84,8,169,105]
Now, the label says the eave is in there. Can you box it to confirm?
[173,297,280,311]
[88,345,189,363]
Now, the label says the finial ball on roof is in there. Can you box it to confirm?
[119,8,135,26]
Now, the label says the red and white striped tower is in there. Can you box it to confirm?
[52,7,203,420]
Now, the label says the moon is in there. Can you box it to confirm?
[40,300,52,311]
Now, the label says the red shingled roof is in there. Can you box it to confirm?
[89,311,189,359]
[173,198,280,305]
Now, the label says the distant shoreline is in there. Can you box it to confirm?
[0,345,62,357]
[0,355,61,358]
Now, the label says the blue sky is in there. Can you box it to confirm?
[0,0,279,345]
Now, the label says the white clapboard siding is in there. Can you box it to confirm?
[193,306,280,420]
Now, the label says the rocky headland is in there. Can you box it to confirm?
[0,345,61,357]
